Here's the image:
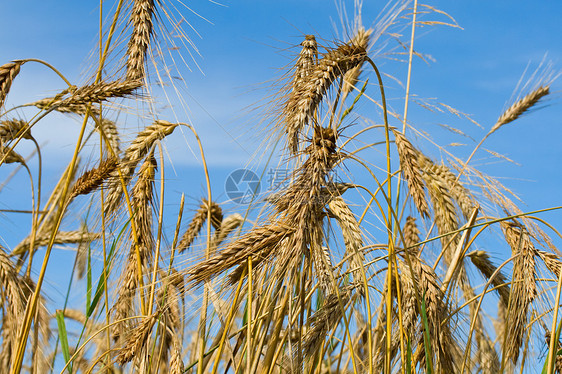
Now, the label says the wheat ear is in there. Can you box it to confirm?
[393,129,429,217]
[467,250,510,307]
[126,0,156,80]
[292,35,318,90]
[187,224,293,285]
[302,285,356,359]
[97,118,121,156]
[0,119,32,143]
[116,311,159,364]
[491,85,550,134]
[12,231,100,256]
[0,61,23,108]
[327,196,364,282]
[284,42,366,153]
[71,157,118,198]
[342,28,372,98]
[0,146,25,165]
[177,198,222,253]
[104,120,178,215]
[501,221,537,364]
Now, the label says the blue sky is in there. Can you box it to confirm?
[1,0,561,261]
[1,1,561,240]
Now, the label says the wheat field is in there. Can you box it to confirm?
[1,0,562,373]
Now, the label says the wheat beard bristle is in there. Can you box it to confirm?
[501,221,537,364]
[284,42,366,154]
[0,61,23,109]
[126,0,156,80]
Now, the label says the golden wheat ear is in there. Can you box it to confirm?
[501,221,537,364]
[491,85,550,135]
[126,0,156,80]
[71,157,118,198]
[0,61,23,109]
[392,129,430,217]
[283,42,367,154]
[177,198,222,253]
[0,119,33,142]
